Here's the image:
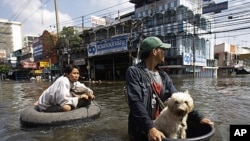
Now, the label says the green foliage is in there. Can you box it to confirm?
[59,26,82,51]
[0,64,11,74]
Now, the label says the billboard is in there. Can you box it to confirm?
[91,15,106,26]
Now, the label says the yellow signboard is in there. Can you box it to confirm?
[34,70,42,74]
[31,69,43,74]
[40,61,49,67]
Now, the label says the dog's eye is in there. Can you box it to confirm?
[185,101,188,105]
[175,101,179,104]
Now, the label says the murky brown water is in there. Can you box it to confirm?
[0,75,250,141]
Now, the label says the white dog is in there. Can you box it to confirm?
[153,90,194,139]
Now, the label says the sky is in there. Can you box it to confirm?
[0,0,249,47]
[212,0,250,47]
[0,0,134,36]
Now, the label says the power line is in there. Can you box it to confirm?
[4,0,250,45]
[8,1,30,21]
[57,1,134,28]
[21,0,51,24]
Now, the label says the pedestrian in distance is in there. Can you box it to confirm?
[125,36,214,141]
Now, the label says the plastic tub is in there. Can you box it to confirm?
[163,119,215,141]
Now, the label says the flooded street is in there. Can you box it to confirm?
[0,75,250,141]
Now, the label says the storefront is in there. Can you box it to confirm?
[87,34,129,81]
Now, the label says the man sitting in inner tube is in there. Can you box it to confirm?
[34,65,95,112]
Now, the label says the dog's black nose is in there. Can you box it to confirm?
[177,109,187,116]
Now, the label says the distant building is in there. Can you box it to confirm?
[20,35,39,62]
[32,30,60,79]
[214,43,237,67]
[23,35,39,48]
[214,43,250,75]
[0,19,22,58]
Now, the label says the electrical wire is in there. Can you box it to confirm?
[2,0,250,45]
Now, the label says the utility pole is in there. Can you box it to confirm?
[129,21,137,65]
[54,0,60,35]
[136,22,143,63]
[192,21,196,78]
[54,0,61,74]
[82,16,90,80]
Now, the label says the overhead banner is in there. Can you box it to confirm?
[87,35,128,57]
[91,15,106,25]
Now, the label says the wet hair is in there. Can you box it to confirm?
[64,65,80,74]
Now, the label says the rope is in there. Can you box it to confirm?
[88,100,101,118]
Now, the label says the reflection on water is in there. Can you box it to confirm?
[0,75,250,141]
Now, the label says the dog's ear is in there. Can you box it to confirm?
[184,90,189,95]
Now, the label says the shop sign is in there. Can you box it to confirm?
[202,1,228,14]
[40,61,49,67]
[73,59,85,65]
[34,70,42,74]
[183,52,207,66]
[21,61,37,69]
[88,34,128,57]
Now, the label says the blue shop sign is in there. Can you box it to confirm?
[88,35,128,57]
[183,52,206,66]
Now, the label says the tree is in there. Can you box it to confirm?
[55,26,82,53]
[0,64,11,74]
[55,26,82,71]
[60,26,82,52]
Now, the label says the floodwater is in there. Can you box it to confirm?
[0,75,250,141]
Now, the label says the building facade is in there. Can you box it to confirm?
[78,0,217,80]
[131,0,217,77]
[0,19,22,58]
[7,35,39,80]
[23,35,39,49]
[215,43,250,75]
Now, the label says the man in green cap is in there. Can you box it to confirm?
[125,36,213,141]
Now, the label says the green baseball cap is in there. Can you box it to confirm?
[141,36,171,52]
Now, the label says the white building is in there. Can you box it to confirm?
[0,18,22,58]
